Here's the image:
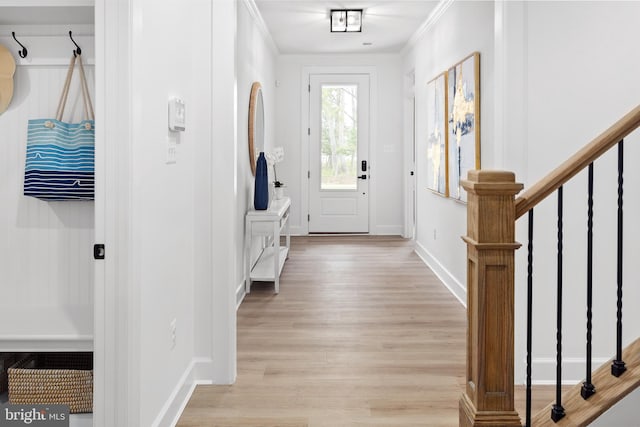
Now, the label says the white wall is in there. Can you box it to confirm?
[237,0,277,303]
[403,0,494,304]
[0,29,95,345]
[405,0,640,404]
[127,0,214,424]
[275,54,404,235]
[508,1,640,388]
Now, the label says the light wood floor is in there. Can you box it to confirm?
[178,236,552,426]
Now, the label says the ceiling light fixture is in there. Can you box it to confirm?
[330,9,362,32]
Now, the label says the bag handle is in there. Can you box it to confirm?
[55,55,76,121]
[77,54,95,121]
[55,54,95,122]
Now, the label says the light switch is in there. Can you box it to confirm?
[166,137,177,164]
[168,97,185,131]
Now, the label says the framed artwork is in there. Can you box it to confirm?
[447,52,480,203]
[425,72,448,196]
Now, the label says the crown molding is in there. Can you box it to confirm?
[241,0,280,55]
[402,0,454,56]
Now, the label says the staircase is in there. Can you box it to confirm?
[532,338,640,426]
[458,105,640,427]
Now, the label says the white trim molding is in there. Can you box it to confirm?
[153,358,214,427]
[402,0,454,56]
[0,336,93,352]
[236,279,246,310]
[210,0,238,385]
[525,357,610,386]
[376,225,404,235]
[241,0,280,55]
[0,0,93,6]
[414,241,466,307]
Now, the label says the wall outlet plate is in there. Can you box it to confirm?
[168,97,185,131]
[166,137,177,164]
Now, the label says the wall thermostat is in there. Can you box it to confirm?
[168,97,185,131]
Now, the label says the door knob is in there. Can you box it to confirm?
[358,175,367,180]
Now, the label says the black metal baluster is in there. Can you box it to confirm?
[612,140,627,377]
[526,208,534,427]
[582,163,596,399]
[552,187,566,421]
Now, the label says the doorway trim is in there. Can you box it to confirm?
[300,66,378,235]
[403,69,416,239]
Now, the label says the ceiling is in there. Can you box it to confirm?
[253,0,441,54]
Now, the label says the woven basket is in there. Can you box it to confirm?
[8,352,93,413]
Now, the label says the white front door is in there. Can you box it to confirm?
[308,74,370,233]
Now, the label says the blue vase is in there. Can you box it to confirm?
[254,152,269,210]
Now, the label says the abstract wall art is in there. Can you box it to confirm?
[447,52,480,203]
[425,72,448,196]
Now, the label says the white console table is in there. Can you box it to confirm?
[245,197,291,294]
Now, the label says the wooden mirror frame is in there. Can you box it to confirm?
[248,82,264,176]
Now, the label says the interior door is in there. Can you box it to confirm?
[308,74,370,233]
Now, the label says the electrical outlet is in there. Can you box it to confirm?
[170,318,177,349]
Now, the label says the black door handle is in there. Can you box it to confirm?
[358,174,367,180]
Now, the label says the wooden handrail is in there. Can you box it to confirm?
[515,104,640,219]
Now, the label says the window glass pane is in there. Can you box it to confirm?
[321,84,358,190]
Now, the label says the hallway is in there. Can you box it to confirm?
[178,236,467,426]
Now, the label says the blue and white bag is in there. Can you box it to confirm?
[24,54,95,201]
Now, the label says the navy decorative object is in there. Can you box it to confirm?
[254,152,269,210]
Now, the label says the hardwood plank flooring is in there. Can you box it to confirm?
[177,236,553,426]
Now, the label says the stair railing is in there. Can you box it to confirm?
[459,104,640,427]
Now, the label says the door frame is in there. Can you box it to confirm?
[95,2,238,425]
[94,0,131,425]
[300,66,378,235]
[403,69,416,239]
[308,73,370,233]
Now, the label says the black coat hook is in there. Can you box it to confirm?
[11,32,28,58]
[69,30,81,56]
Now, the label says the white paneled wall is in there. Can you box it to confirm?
[0,47,95,344]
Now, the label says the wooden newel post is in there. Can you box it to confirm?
[459,170,524,427]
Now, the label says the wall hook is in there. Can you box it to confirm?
[11,32,28,58]
[69,30,81,56]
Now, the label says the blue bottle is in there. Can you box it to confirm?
[254,152,269,210]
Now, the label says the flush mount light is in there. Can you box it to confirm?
[330,9,362,32]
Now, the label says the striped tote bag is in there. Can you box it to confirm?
[24,54,95,201]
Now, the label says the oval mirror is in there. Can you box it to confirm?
[248,82,264,176]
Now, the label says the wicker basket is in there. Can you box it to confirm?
[8,352,93,413]
[0,353,19,393]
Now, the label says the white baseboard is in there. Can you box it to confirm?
[236,278,246,310]
[289,225,404,236]
[153,357,213,427]
[414,241,466,307]
[289,225,404,235]
[289,225,304,236]
[375,225,404,235]
[528,357,609,385]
